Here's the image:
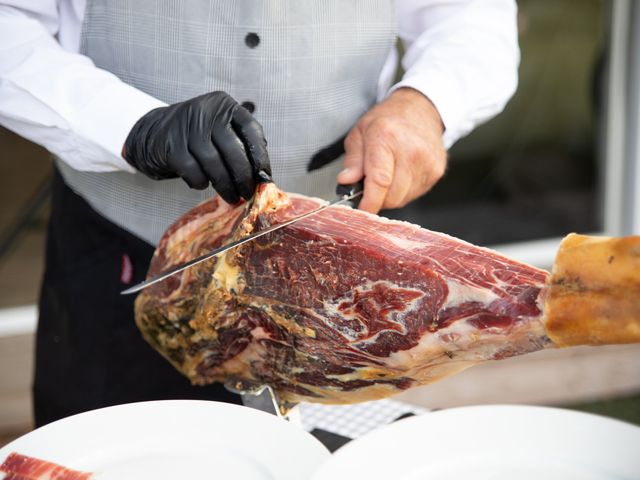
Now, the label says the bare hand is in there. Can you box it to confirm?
[337,88,447,213]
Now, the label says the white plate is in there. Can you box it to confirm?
[311,405,640,480]
[0,400,330,480]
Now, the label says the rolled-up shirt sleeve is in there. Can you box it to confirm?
[0,2,165,172]
[392,0,520,148]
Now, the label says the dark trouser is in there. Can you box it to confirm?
[34,170,240,427]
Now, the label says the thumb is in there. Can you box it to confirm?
[337,129,364,184]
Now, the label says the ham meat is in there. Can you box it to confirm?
[135,183,640,404]
[0,453,92,480]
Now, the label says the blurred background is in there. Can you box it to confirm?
[1,0,639,446]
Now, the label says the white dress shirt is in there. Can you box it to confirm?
[0,0,519,173]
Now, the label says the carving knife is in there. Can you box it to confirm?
[120,181,364,295]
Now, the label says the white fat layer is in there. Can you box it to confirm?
[386,319,479,368]
[385,312,547,372]
[376,231,429,252]
[212,256,241,293]
[441,278,501,310]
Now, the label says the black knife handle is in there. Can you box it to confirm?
[336,178,365,209]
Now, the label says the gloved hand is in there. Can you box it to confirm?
[123,91,271,204]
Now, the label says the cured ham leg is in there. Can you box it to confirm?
[135,183,640,404]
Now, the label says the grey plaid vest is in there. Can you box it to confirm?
[58,0,396,245]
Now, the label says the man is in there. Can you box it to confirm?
[0,0,519,426]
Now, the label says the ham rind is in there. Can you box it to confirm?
[0,453,92,480]
[136,183,551,404]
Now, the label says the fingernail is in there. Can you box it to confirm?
[339,168,351,177]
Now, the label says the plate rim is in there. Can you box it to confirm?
[0,399,331,479]
[310,403,640,480]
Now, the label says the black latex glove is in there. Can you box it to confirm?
[123,91,271,204]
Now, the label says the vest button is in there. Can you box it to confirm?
[245,32,260,48]
[241,101,255,113]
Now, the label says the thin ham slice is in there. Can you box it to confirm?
[0,453,92,480]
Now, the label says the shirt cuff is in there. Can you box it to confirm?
[72,78,166,172]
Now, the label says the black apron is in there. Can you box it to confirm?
[34,170,240,427]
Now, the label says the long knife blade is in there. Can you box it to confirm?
[120,185,363,295]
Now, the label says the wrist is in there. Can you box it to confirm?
[122,106,168,178]
[390,87,445,135]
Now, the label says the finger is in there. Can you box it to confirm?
[358,142,395,214]
[168,150,209,190]
[231,106,271,178]
[382,167,412,210]
[188,134,239,204]
[212,125,256,200]
[337,129,364,184]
